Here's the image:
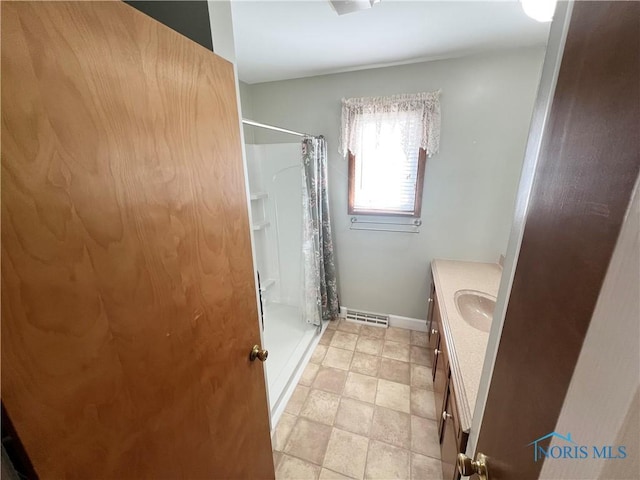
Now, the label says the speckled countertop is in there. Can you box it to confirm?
[431,259,502,433]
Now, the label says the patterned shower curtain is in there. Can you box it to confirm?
[301,136,339,327]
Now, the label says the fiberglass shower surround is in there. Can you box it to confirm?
[242,123,339,414]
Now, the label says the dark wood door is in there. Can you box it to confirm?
[472,2,639,479]
[1,2,274,478]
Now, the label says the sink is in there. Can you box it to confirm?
[454,290,496,333]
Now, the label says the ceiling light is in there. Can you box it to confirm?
[329,0,380,16]
[521,0,557,22]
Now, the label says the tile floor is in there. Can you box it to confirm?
[272,320,444,480]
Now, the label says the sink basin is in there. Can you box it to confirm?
[454,290,496,333]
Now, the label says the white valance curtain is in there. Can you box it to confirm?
[339,91,441,158]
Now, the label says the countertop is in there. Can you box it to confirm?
[431,259,502,433]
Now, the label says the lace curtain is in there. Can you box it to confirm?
[339,91,441,158]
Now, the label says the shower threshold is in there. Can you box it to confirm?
[262,303,320,418]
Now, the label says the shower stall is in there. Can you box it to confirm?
[244,142,320,414]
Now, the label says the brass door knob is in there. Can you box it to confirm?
[457,453,489,480]
[250,345,268,362]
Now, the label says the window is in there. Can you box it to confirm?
[340,92,441,217]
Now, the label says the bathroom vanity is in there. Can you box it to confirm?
[428,260,502,480]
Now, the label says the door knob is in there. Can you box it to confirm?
[457,452,489,480]
[250,345,269,362]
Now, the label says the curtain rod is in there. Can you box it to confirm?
[242,118,310,138]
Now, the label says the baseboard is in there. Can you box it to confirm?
[340,305,427,332]
[388,314,427,332]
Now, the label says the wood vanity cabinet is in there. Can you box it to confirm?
[441,383,463,480]
[430,290,469,480]
[426,276,438,351]
[431,298,447,432]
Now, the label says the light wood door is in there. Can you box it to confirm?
[471,2,639,479]
[1,2,274,478]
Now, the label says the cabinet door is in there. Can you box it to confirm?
[431,298,442,380]
[426,276,437,350]
[431,330,440,382]
[432,301,448,435]
[434,362,448,437]
[441,391,461,480]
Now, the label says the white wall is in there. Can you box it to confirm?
[207,0,235,63]
[239,47,545,319]
[239,81,255,143]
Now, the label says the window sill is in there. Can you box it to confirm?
[348,208,419,218]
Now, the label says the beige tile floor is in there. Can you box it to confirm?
[272,320,444,480]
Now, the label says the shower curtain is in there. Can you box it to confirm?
[301,136,339,327]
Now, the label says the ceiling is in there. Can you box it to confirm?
[231,0,551,84]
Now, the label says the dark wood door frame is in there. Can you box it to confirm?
[472,2,639,479]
